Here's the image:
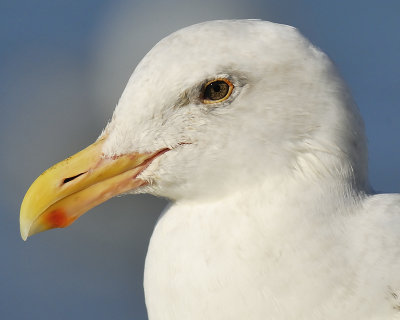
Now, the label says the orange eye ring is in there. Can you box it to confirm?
[201,78,234,104]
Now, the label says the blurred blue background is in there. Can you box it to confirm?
[1,0,399,319]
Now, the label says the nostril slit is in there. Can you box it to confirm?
[62,172,86,185]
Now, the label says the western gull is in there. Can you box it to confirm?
[20,20,400,319]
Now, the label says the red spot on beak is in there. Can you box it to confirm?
[45,209,76,228]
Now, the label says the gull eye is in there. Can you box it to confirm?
[201,79,234,104]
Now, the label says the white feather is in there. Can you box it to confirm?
[102,20,400,319]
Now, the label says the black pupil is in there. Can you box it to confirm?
[204,80,229,101]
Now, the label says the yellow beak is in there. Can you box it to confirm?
[20,137,166,240]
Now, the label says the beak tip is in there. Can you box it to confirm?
[20,229,29,241]
[20,216,31,241]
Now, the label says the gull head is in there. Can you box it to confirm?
[103,19,368,200]
[20,20,368,239]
